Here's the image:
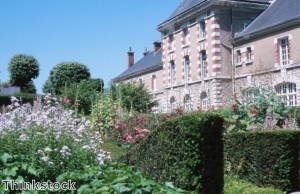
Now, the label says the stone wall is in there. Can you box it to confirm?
[154,78,233,113]
[235,66,300,105]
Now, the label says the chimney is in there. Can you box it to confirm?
[127,47,134,68]
[143,47,149,56]
[153,41,161,53]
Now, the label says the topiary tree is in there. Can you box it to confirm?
[8,54,39,93]
[111,82,158,113]
[43,62,91,94]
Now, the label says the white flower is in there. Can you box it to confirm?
[41,156,49,162]
[44,147,52,152]
[19,134,28,141]
[82,145,90,150]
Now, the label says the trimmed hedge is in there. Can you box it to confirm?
[124,112,224,193]
[0,93,37,107]
[224,131,300,193]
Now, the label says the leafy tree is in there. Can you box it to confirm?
[61,78,104,114]
[8,54,39,93]
[111,82,158,113]
[43,62,91,94]
[22,80,37,94]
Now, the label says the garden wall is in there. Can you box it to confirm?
[224,131,300,193]
[124,112,224,193]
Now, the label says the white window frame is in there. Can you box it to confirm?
[246,47,252,62]
[201,92,208,111]
[169,34,174,50]
[201,51,207,78]
[170,61,175,84]
[183,28,188,44]
[151,74,157,91]
[276,83,297,106]
[279,37,289,66]
[236,50,242,64]
[184,56,190,82]
[199,21,206,40]
[138,78,143,84]
[170,96,176,112]
[184,94,192,112]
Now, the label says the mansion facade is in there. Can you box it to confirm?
[113,0,300,113]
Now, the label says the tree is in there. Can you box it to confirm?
[111,82,158,113]
[61,78,104,114]
[22,80,37,94]
[8,54,39,93]
[43,62,91,94]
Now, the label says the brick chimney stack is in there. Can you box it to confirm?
[153,41,161,53]
[127,47,134,68]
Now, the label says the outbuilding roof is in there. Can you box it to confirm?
[235,0,300,41]
[112,49,162,82]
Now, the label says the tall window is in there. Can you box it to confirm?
[276,83,297,106]
[236,50,242,64]
[170,96,176,112]
[184,94,192,112]
[199,21,206,39]
[201,92,208,111]
[183,28,188,44]
[246,47,252,61]
[184,56,190,82]
[201,51,207,78]
[151,74,157,91]
[138,78,143,84]
[169,35,174,50]
[170,61,175,84]
[279,37,289,66]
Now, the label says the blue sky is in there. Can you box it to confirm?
[0,0,180,93]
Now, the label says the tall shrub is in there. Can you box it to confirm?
[224,131,300,193]
[125,112,224,193]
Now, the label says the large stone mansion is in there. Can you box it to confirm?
[113,0,300,113]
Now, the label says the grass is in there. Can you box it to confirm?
[224,175,284,194]
[101,138,126,160]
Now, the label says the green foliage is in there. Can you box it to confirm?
[0,127,99,182]
[56,163,191,194]
[43,62,91,94]
[91,92,118,135]
[22,80,37,94]
[111,82,158,113]
[8,54,39,93]
[112,111,167,148]
[125,112,224,193]
[229,87,290,132]
[0,153,40,192]
[0,93,37,107]
[224,175,284,194]
[224,131,300,193]
[60,78,104,114]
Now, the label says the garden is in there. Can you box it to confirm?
[0,56,299,193]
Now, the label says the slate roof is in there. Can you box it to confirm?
[112,49,162,82]
[165,0,270,22]
[235,0,300,40]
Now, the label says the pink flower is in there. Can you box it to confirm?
[63,96,70,104]
[134,126,140,131]
[114,124,120,130]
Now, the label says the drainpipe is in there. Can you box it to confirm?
[230,8,236,100]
